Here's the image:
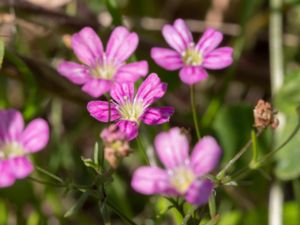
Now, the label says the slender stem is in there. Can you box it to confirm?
[105,94,112,124]
[35,166,64,184]
[249,129,258,167]
[28,176,66,187]
[257,118,300,167]
[106,200,137,225]
[217,129,263,179]
[208,193,216,218]
[190,85,201,139]
[231,117,300,180]
[137,137,149,165]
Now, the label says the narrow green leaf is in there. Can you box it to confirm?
[64,193,89,218]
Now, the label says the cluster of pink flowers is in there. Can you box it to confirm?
[1,18,232,208]
[56,18,233,206]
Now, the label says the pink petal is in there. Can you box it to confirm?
[185,179,213,206]
[81,79,112,98]
[106,26,138,62]
[8,157,33,179]
[135,73,167,106]
[190,136,222,176]
[141,107,174,125]
[115,61,148,82]
[20,118,49,153]
[110,82,134,105]
[162,24,186,53]
[57,61,90,85]
[87,101,120,122]
[151,47,183,71]
[179,66,208,85]
[116,120,139,140]
[131,166,176,195]
[195,28,223,55]
[71,27,104,66]
[154,127,189,170]
[0,160,15,188]
[173,19,193,46]
[202,47,233,69]
[0,109,24,142]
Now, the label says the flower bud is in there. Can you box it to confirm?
[253,99,279,130]
[101,124,131,168]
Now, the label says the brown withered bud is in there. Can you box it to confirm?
[253,99,279,130]
[101,124,131,169]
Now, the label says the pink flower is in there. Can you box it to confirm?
[58,27,148,98]
[151,19,233,85]
[87,73,174,140]
[0,109,49,188]
[131,127,222,206]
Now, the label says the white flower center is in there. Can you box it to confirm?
[169,166,196,194]
[91,64,115,80]
[118,100,144,123]
[0,142,24,159]
[182,47,203,66]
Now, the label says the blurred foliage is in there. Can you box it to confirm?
[275,70,300,180]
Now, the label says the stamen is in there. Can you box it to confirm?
[0,142,25,159]
[118,101,144,123]
[169,166,195,194]
[182,48,203,66]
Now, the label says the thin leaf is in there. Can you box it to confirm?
[64,192,89,218]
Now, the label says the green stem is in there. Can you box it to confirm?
[256,117,300,167]
[106,200,137,225]
[249,129,258,168]
[28,176,65,187]
[190,85,201,139]
[217,129,263,179]
[105,94,112,124]
[137,137,149,165]
[208,193,216,218]
[35,166,64,184]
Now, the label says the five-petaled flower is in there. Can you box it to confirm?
[131,127,222,206]
[151,19,233,85]
[58,26,148,97]
[87,73,174,140]
[0,109,49,188]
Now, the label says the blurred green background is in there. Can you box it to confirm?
[1,0,300,224]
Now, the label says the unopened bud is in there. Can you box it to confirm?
[253,99,279,130]
[101,124,131,168]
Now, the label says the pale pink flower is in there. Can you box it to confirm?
[131,127,222,206]
[58,26,148,97]
[0,109,49,188]
[151,19,233,85]
[87,73,174,140]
